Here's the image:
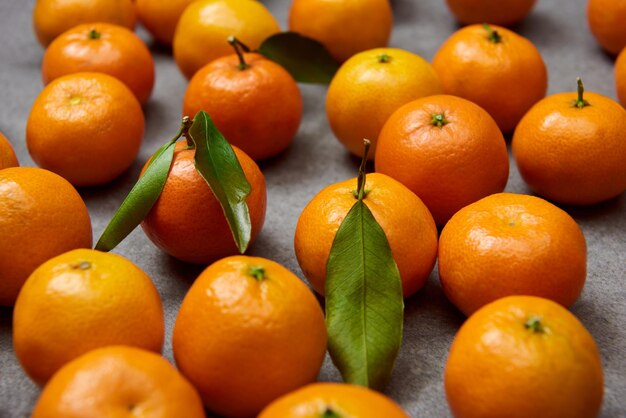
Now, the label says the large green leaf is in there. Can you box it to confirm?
[95,138,177,252]
[325,199,404,389]
[258,32,339,84]
[188,111,252,253]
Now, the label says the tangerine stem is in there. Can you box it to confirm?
[430,113,449,127]
[228,36,251,70]
[574,77,590,109]
[354,139,371,201]
[71,261,91,270]
[248,266,266,280]
[377,53,392,63]
[322,408,342,418]
[483,23,502,43]
[525,316,545,333]
[88,28,101,40]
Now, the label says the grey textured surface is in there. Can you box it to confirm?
[0,0,625,417]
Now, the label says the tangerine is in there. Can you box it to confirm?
[294,172,438,298]
[13,249,164,385]
[445,296,604,418]
[438,193,587,316]
[0,167,92,306]
[26,72,145,187]
[0,132,19,169]
[433,24,547,133]
[31,346,205,418]
[615,47,626,108]
[259,383,409,418]
[135,0,194,46]
[445,0,537,25]
[587,0,626,55]
[173,0,280,79]
[512,79,626,205]
[375,95,509,226]
[326,48,443,158]
[173,255,327,417]
[42,23,155,105]
[141,142,266,264]
[33,0,135,47]
[288,0,393,62]
[183,50,302,161]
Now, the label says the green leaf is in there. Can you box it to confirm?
[325,199,404,390]
[188,111,252,253]
[258,32,339,84]
[95,138,177,252]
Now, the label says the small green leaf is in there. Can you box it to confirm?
[188,111,252,253]
[95,138,177,252]
[325,199,404,389]
[258,32,339,84]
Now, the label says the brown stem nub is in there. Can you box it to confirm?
[483,23,502,43]
[228,36,251,70]
[573,77,590,109]
[88,29,101,40]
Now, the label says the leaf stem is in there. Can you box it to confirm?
[482,23,502,43]
[573,77,590,109]
[354,139,371,201]
[228,36,251,70]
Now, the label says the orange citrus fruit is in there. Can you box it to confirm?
[183,52,303,161]
[259,383,410,418]
[587,0,626,55]
[445,295,604,418]
[26,72,145,187]
[438,193,587,316]
[0,167,92,306]
[13,249,164,385]
[135,0,194,46]
[42,23,155,105]
[433,24,547,133]
[512,80,626,205]
[294,172,438,298]
[31,346,205,418]
[326,48,443,158]
[445,0,537,25]
[616,47,626,107]
[288,0,393,62]
[0,132,19,169]
[173,255,327,417]
[173,0,280,79]
[33,0,136,47]
[375,95,509,226]
[141,142,266,264]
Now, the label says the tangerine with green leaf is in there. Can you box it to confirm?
[294,154,438,298]
[512,78,626,204]
[445,296,604,418]
[375,95,509,226]
[183,38,303,161]
[26,72,145,186]
[42,23,155,104]
[173,0,280,79]
[0,168,92,306]
[0,132,19,169]
[433,24,547,133]
[33,0,136,47]
[31,346,206,418]
[326,47,443,158]
[173,255,327,417]
[13,249,164,385]
[140,141,266,264]
[259,383,410,418]
[288,0,393,62]
[438,193,587,316]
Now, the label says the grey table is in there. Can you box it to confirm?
[1,0,625,417]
